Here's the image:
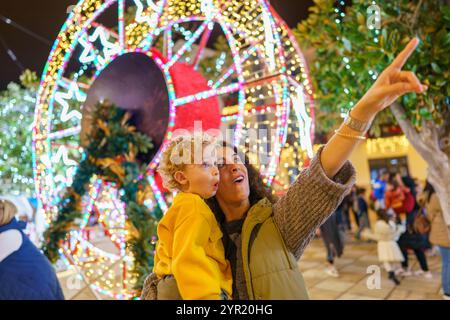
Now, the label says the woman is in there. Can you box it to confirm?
[142,38,427,299]
[397,226,432,278]
[0,199,64,300]
[384,175,409,222]
[419,181,450,300]
[205,38,426,300]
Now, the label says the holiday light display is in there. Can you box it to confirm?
[0,71,37,195]
[366,135,410,156]
[33,0,315,299]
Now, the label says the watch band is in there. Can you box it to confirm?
[344,110,371,133]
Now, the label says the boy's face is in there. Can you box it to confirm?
[175,147,220,199]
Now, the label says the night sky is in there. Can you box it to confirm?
[0,1,313,90]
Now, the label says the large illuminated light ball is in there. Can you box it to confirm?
[33,0,315,299]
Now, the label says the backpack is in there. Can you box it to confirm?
[413,210,431,235]
[403,189,415,213]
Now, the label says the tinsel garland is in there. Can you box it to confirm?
[43,100,162,297]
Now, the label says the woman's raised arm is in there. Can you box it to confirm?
[272,37,428,260]
[320,37,427,179]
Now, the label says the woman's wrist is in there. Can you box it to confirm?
[349,100,377,123]
[335,100,376,138]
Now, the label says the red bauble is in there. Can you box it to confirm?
[151,50,221,192]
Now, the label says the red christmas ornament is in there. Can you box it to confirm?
[151,50,221,192]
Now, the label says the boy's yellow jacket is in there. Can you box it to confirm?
[153,192,232,299]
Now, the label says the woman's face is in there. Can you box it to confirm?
[215,146,250,204]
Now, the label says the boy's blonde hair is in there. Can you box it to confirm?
[0,199,18,226]
[157,133,218,191]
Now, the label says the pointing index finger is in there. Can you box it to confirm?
[391,37,419,69]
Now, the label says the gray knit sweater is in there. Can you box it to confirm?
[273,146,356,259]
[226,146,356,299]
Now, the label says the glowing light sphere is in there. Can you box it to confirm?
[33,0,315,299]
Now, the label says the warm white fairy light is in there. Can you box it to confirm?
[33,0,315,298]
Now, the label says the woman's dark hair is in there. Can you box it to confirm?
[206,142,276,225]
[356,187,366,196]
[376,208,390,223]
[205,142,276,263]
[424,180,435,203]
[388,174,399,189]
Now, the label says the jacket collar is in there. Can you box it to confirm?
[241,197,273,299]
[245,198,273,225]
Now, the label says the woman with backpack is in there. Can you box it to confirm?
[390,172,432,279]
[418,180,450,300]
[396,201,432,279]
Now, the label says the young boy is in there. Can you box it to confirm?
[151,133,232,300]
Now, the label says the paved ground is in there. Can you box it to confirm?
[57,232,444,300]
[299,236,444,300]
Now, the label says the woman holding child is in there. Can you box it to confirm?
[141,38,428,300]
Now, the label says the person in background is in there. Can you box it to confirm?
[350,185,360,228]
[361,209,405,285]
[396,215,432,279]
[384,174,409,223]
[416,179,439,256]
[0,195,39,245]
[355,187,371,240]
[383,174,431,278]
[319,204,345,277]
[17,213,38,246]
[418,180,450,300]
[395,173,416,218]
[372,168,389,211]
[340,193,353,231]
[0,199,65,300]
[399,166,417,200]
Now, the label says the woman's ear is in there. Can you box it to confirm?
[174,171,188,186]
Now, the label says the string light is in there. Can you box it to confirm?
[33,0,315,299]
[54,81,86,122]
